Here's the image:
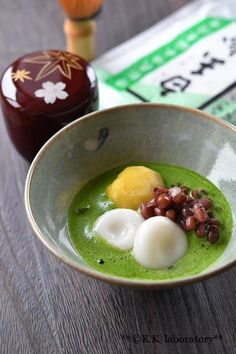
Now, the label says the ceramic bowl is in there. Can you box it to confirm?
[25,104,236,288]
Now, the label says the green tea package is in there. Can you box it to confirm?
[94,0,236,125]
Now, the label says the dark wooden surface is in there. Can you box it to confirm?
[1,1,236,353]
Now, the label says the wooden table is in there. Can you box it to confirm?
[1,1,236,353]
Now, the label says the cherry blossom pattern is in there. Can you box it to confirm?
[34,81,69,104]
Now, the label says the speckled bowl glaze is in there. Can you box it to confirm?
[25,104,236,288]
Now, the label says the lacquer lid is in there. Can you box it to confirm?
[0,49,98,115]
[0,50,99,161]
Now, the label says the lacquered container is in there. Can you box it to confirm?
[0,50,99,161]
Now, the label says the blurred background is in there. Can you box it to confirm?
[0,0,192,71]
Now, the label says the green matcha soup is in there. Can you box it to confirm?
[67,164,233,280]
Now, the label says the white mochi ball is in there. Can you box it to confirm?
[133,216,188,269]
[94,209,144,250]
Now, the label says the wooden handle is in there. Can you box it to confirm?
[64,18,96,61]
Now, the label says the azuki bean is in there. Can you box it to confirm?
[185,216,197,231]
[193,203,208,222]
[154,207,165,216]
[196,223,207,238]
[181,207,193,218]
[207,230,219,244]
[146,199,158,208]
[140,204,154,219]
[191,190,201,198]
[191,189,206,199]
[153,187,169,198]
[172,192,187,205]
[199,198,212,210]
[169,186,182,197]
[165,209,176,221]
[208,218,220,226]
[157,193,171,209]
[208,225,219,234]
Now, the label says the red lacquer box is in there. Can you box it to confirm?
[0,50,99,161]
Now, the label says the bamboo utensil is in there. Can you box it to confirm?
[59,0,105,61]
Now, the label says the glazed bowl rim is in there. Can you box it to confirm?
[24,103,236,288]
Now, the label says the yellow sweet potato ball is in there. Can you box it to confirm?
[106,166,165,209]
